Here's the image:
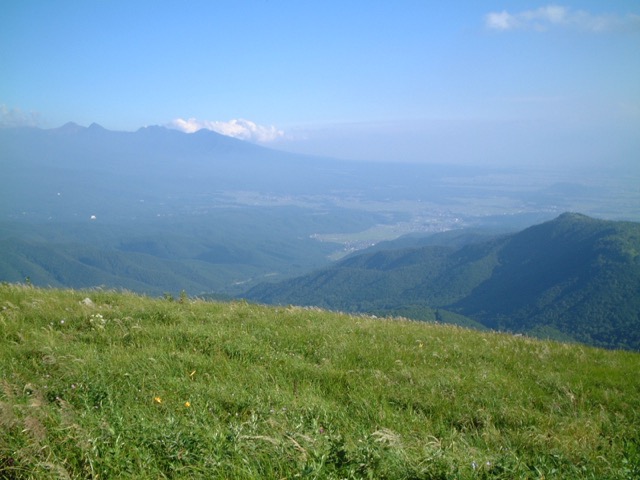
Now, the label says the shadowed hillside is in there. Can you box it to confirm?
[246,213,640,350]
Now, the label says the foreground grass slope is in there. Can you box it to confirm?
[1,284,639,479]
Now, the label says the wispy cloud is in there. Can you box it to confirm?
[168,117,285,143]
[485,5,640,33]
[0,104,44,128]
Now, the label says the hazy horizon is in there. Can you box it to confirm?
[2,1,639,169]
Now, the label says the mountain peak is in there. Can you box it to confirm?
[534,212,604,236]
[556,212,592,222]
[55,122,85,133]
[88,122,106,131]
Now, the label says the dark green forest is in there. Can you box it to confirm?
[0,206,385,295]
[246,213,640,351]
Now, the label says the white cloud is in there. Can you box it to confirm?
[485,5,640,33]
[168,117,285,143]
[0,104,44,128]
[485,11,518,31]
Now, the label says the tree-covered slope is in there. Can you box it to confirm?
[245,213,640,350]
[452,213,640,349]
[0,206,388,295]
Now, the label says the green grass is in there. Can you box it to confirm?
[1,283,639,479]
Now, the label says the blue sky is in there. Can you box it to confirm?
[1,1,639,166]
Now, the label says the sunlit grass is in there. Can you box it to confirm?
[1,283,639,478]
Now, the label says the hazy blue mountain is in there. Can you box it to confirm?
[245,213,640,350]
[0,122,531,295]
[2,123,638,296]
[1,124,452,293]
[1,123,325,220]
[1,123,500,222]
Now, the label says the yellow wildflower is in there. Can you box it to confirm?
[184,401,191,408]
[153,396,162,404]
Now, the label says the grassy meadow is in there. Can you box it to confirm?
[1,283,639,479]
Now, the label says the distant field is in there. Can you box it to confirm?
[2,283,639,479]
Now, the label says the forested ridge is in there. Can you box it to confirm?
[246,213,640,350]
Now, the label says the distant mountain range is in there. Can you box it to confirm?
[0,122,336,220]
[4,123,476,294]
[245,213,640,350]
[1,122,497,222]
[3,124,640,349]
[0,121,559,295]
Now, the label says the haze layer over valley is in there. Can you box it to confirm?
[2,1,639,355]
[1,122,637,296]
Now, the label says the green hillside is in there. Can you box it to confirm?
[453,213,640,348]
[0,204,384,295]
[246,213,640,351]
[1,284,639,478]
